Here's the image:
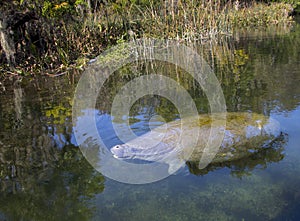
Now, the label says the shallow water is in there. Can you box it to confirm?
[0,22,300,220]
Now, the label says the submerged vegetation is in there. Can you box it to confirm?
[0,0,298,76]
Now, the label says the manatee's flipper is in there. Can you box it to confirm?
[165,158,186,174]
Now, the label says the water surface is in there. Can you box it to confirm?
[0,22,300,220]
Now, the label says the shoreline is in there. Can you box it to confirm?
[0,1,297,77]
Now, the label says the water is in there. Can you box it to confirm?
[0,22,300,220]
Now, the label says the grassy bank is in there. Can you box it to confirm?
[0,0,296,76]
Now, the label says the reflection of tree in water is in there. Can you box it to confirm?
[0,146,105,221]
[0,116,105,220]
[186,133,287,177]
[0,77,105,221]
[221,24,300,114]
[95,27,300,118]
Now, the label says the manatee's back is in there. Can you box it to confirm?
[186,112,281,163]
[119,112,280,165]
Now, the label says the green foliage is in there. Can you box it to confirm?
[42,1,75,18]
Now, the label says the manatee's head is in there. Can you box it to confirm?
[111,144,137,159]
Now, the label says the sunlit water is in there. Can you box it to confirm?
[0,22,300,220]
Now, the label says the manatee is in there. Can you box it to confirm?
[110,112,281,173]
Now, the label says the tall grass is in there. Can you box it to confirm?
[0,0,295,75]
[140,0,232,41]
[227,2,294,27]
